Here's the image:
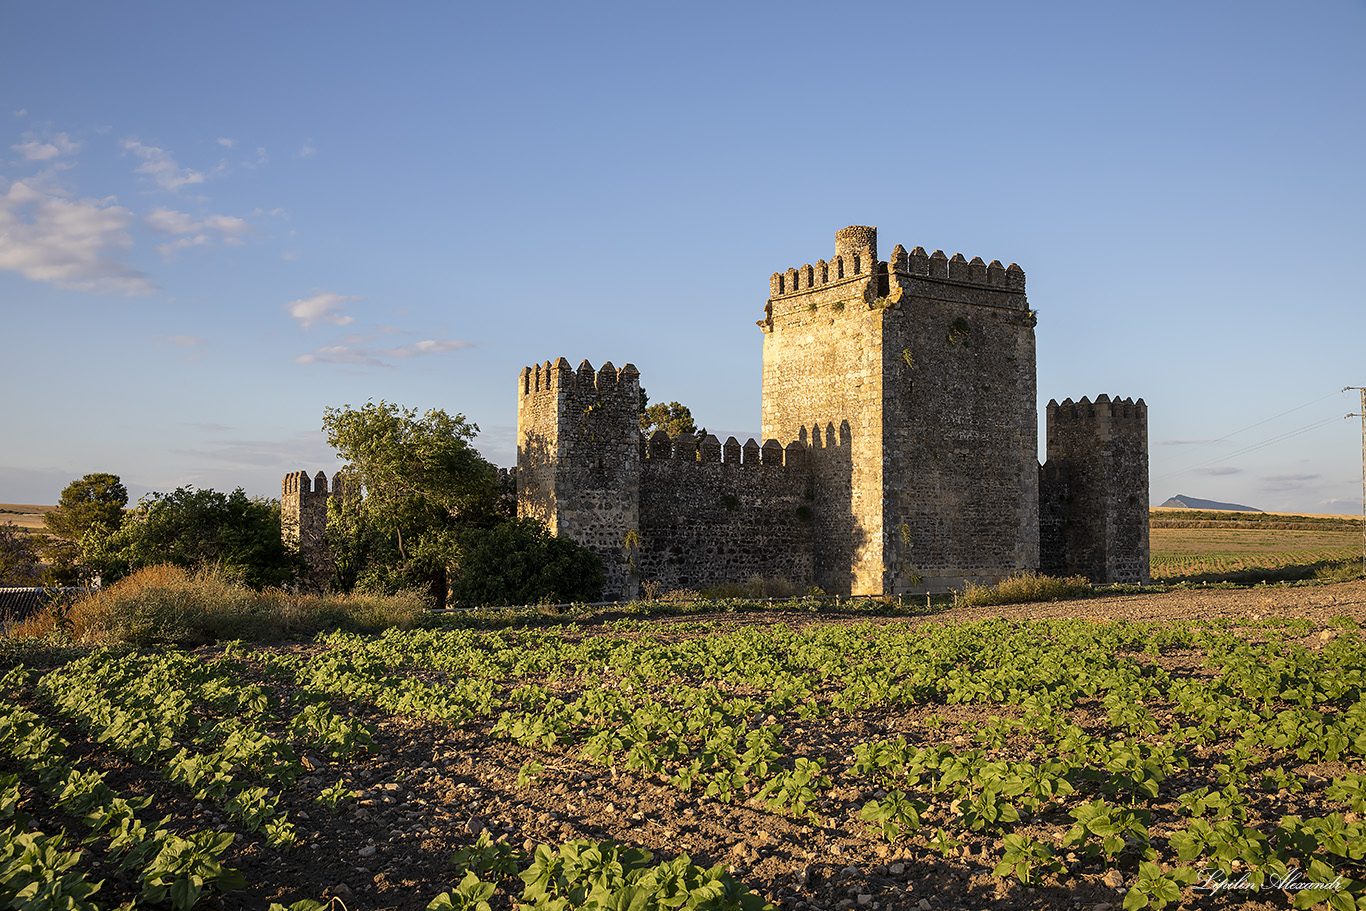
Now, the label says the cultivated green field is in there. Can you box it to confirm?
[1150,509,1363,584]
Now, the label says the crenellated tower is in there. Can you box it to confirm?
[1039,395,1150,584]
[281,469,351,591]
[517,358,642,600]
[760,226,1039,594]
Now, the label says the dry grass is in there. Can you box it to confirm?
[955,571,1092,608]
[0,504,54,532]
[12,563,426,646]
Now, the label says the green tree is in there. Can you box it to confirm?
[37,473,129,585]
[451,517,604,606]
[321,401,504,606]
[0,522,42,586]
[44,473,127,540]
[86,486,296,588]
[638,387,701,438]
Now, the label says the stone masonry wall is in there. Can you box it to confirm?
[761,227,1038,594]
[637,432,813,591]
[881,244,1039,592]
[281,470,346,592]
[1040,395,1149,583]
[517,358,641,601]
[760,227,884,595]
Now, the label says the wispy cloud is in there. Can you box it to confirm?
[294,338,473,367]
[12,109,27,118]
[1195,466,1242,476]
[286,291,358,328]
[155,334,204,348]
[298,139,316,158]
[11,131,80,161]
[215,137,234,148]
[1260,472,1322,492]
[0,176,154,295]
[121,139,207,191]
[387,339,473,357]
[1156,439,1218,446]
[145,206,252,257]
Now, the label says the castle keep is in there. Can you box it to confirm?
[515,226,1148,599]
[285,226,1148,601]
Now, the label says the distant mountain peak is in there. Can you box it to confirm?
[1159,494,1262,512]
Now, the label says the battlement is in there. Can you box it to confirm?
[769,225,879,299]
[519,358,640,399]
[887,244,1025,291]
[639,431,808,469]
[1047,395,1148,428]
[766,227,1026,323]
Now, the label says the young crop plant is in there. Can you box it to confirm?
[1062,799,1155,864]
[1121,862,1199,911]
[139,830,247,910]
[451,831,525,880]
[427,871,496,911]
[992,833,1063,886]
[756,757,830,824]
[859,789,927,843]
[316,778,357,813]
[0,826,104,911]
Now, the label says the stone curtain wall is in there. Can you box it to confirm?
[1040,396,1150,584]
[637,432,814,591]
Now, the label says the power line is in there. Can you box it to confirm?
[1154,414,1343,482]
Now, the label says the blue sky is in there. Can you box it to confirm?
[1,1,1363,515]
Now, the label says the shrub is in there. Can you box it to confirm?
[956,572,1091,608]
[452,518,604,607]
[13,564,424,646]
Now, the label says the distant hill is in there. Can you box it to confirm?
[1159,494,1261,512]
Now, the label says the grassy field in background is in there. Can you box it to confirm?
[0,504,53,532]
[1149,509,1363,583]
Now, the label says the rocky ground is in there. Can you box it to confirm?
[9,579,1366,911]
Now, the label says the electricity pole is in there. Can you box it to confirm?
[1347,386,1366,576]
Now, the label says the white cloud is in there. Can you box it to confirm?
[216,137,234,148]
[286,291,358,328]
[121,139,206,191]
[299,139,316,157]
[295,337,474,367]
[294,346,385,367]
[385,339,474,357]
[0,176,154,294]
[12,109,27,118]
[146,207,253,257]
[11,132,80,161]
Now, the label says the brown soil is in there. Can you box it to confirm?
[8,579,1366,911]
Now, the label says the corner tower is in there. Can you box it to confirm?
[760,226,1039,594]
[1039,396,1149,583]
[516,358,641,600]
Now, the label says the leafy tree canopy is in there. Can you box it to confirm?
[321,401,504,606]
[452,517,604,607]
[0,522,42,586]
[639,387,702,438]
[85,486,295,589]
[44,473,127,541]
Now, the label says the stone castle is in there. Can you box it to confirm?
[285,226,1148,600]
